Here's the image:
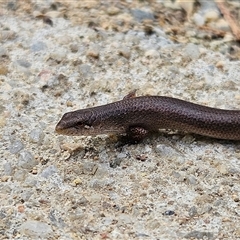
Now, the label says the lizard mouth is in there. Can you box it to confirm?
[55,126,82,136]
[55,125,68,135]
[55,123,97,136]
[55,121,65,132]
[55,121,74,135]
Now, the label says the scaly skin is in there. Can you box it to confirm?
[55,96,240,141]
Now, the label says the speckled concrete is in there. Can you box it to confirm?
[1,1,240,239]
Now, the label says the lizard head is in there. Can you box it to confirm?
[55,109,98,136]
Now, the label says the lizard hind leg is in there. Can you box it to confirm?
[127,126,149,143]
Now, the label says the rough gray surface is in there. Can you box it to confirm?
[1,2,240,240]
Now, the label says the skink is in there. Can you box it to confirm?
[55,92,240,141]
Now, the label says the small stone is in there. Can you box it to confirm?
[24,175,38,187]
[72,178,82,186]
[94,166,109,178]
[217,186,225,196]
[143,23,154,35]
[235,227,240,237]
[199,0,219,13]
[215,61,225,69]
[3,162,13,175]
[78,196,88,205]
[192,13,205,26]
[182,134,195,144]
[118,47,131,59]
[18,151,38,169]
[0,47,7,57]
[183,43,200,60]
[69,43,79,53]
[31,41,47,52]
[60,143,84,154]
[48,210,66,227]
[78,64,92,77]
[232,194,239,202]
[41,165,57,178]
[81,0,98,9]
[66,100,73,107]
[50,49,67,62]
[29,128,44,144]
[199,205,212,215]
[107,6,120,15]
[0,65,8,75]
[118,214,133,224]
[0,184,11,194]
[45,10,65,19]
[20,220,52,238]
[184,231,213,239]
[1,176,10,182]
[0,115,7,128]
[82,28,98,41]
[185,30,197,38]
[145,49,160,58]
[204,10,219,22]
[16,59,31,68]
[110,158,122,168]
[9,140,24,154]
[13,90,31,106]
[86,45,100,58]
[43,16,53,26]
[187,175,198,185]
[18,205,25,213]
[172,171,182,179]
[32,167,38,174]
[168,66,180,74]
[163,210,175,216]
[131,9,154,22]
[156,144,174,157]
[146,219,161,230]
[13,169,28,182]
[7,1,18,10]
[215,19,230,31]
[83,162,98,175]
[124,34,140,44]
[0,30,16,41]
[0,104,7,115]
[217,164,228,175]
[188,206,198,217]
[177,0,194,18]
[135,154,148,161]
